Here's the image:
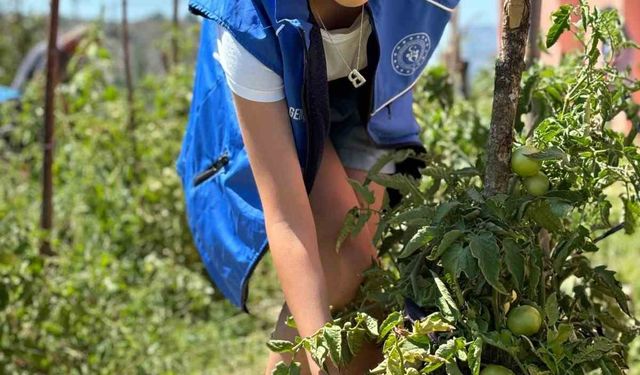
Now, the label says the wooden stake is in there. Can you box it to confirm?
[40,0,60,256]
[172,0,180,66]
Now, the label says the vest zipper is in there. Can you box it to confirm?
[192,152,229,186]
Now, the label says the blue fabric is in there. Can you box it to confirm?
[0,86,20,103]
[178,0,459,309]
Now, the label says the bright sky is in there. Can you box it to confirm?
[7,1,498,28]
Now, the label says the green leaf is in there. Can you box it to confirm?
[368,148,415,178]
[379,312,403,340]
[386,345,404,375]
[271,361,301,375]
[386,206,435,226]
[428,229,464,261]
[466,187,485,204]
[267,339,295,353]
[357,312,379,337]
[547,323,574,355]
[526,147,567,161]
[348,178,375,205]
[527,200,563,232]
[468,233,508,295]
[347,327,367,355]
[547,5,573,48]
[323,324,344,366]
[592,266,631,315]
[441,244,479,279]
[503,238,525,290]
[413,313,455,335]
[445,361,464,375]
[336,207,358,252]
[468,338,483,375]
[370,359,388,374]
[545,292,559,326]
[399,226,436,259]
[431,271,460,321]
[434,202,461,224]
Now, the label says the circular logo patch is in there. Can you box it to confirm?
[392,33,431,76]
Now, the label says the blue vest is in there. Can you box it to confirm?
[177,0,459,309]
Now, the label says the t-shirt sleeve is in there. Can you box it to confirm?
[215,26,285,103]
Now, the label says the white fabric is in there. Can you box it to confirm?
[215,27,286,102]
[214,12,371,103]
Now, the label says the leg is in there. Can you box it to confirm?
[265,142,384,374]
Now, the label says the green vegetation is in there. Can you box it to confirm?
[0,1,638,374]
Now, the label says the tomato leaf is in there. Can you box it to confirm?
[399,226,436,259]
[441,244,479,279]
[545,292,560,326]
[503,238,525,291]
[469,233,508,295]
[428,229,464,261]
[547,5,573,48]
[431,271,460,322]
[323,324,344,366]
[379,312,403,341]
[267,339,295,353]
[468,338,483,375]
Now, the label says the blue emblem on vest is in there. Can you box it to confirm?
[392,33,431,76]
[178,0,460,309]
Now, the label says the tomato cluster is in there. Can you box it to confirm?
[511,146,549,196]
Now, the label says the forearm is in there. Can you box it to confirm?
[231,94,332,337]
[267,218,331,337]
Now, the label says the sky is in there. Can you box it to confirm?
[6,1,498,28]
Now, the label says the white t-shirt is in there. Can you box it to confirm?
[215,12,372,103]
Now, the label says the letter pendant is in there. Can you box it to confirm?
[348,69,366,88]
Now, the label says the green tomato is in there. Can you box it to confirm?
[524,173,550,196]
[480,365,515,375]
[511,145,542,177]
[507,305,542,336]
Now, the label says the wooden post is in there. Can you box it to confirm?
[121,0,137,166]
[447,10,469,98]
[527,0,542,67]
[40,0,60,256]
[172,0,180,66]
[484,0,531,196]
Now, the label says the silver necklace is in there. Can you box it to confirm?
[314,5,367,88]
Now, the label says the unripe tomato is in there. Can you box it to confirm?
[524,173,550,196]
[480,365,515,375]
[511,145,542,177]
[507,305,542,336]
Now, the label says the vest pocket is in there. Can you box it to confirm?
[193,152,230,186]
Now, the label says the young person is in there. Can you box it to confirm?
[177,0,459,372]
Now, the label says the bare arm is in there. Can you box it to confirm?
[232,95,331,338]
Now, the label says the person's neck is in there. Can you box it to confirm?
[309,0,363,30]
